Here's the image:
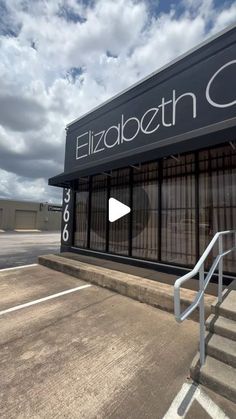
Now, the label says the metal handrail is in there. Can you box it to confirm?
[174,230,236,366]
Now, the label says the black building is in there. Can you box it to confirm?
[50,24,236,278]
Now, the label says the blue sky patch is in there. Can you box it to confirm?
[57,5,86,24]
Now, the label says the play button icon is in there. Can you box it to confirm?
[90,187,150,242]
[109,198,131,222]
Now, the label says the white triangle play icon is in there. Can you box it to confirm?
[109,198,131,222]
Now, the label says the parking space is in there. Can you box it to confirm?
[0,232,60,269]
[0,264,200,418]
[0,265,88,311]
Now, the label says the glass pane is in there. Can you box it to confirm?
[74,179,89,248]
[90,174,107,251]
[161,154,196,265]
[132,162,158,260]
[109,168,130,255]
[199,145,236,273]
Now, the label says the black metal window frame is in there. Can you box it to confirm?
[72,141,236,273]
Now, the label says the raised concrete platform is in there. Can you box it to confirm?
[38,253,216,321]
[56,252,220,295]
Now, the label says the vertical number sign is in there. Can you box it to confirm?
[61,188,74,247]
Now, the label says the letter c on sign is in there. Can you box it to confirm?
[206,60,236,108]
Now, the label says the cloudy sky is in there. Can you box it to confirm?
[0,0,235,203]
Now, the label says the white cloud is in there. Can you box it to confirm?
[0,0,235,203]
[0,168,62,202]
[211,2,236,32]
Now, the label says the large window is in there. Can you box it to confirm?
[199,145,236,272]
[161,154,196,266]
[109,168,130,255]
[90,174,107,251]
[74,179,89,248]
[73,143,236,275]
[132,162,159,260]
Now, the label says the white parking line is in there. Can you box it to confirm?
[0,264,38,272]
[163,382,195,418]
[163,382,229,418]
[0,284,92,316]
[195,387,229,419]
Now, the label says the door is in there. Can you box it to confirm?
[15,210,37,230]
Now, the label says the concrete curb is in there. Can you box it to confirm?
[38,254,215,321]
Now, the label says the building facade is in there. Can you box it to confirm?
[49,25,236,277]
[0,200,61,231]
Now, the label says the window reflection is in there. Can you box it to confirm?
[199,145,236,272]
[109,168,130,255]
[161,154,196,265]
[74,179,89,248]
[132,162,158,260]
[73,144,236,275]
[90,174,107,251]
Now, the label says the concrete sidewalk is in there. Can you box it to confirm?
[0,232,60,269]
[1,264,235,418]
[0,264,201,418]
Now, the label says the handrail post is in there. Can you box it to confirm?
[173,230,236,368]
[199,264,205,366]
[218,235,223,303]
[174,285,181,321]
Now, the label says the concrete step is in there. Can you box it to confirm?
[205,332,236,368]
[206,313,236,341]
[211,280,236,321]
[191,354,236,403]
[38,254,215,320]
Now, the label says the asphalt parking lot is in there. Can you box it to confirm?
[0,232,60,269]
[0,264,200,419]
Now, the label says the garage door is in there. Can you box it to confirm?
[0,209,2,228]
[15,210,37,230]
